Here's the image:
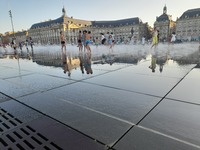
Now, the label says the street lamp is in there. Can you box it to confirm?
[9,10,15,38]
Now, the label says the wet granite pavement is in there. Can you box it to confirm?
[0,45,200,150]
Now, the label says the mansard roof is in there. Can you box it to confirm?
[156,13,170,22]
[30,16,64,29]
[91,17,141,27]
[180,8,200,19]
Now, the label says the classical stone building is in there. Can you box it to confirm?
[176,8,200,41]
[154,5,176,42]
[28,7,150,45]
[81,18,151,44]
[28,7,91,45]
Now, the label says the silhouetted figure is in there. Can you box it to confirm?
[78,30,83,52]
[25,39,29,52]
[30,37,34,50]
[60,31,66,52]
[101,33,106,45]
[11,38,17,50]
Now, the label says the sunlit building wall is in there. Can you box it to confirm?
[154,5,176,42]
[80,18,150,44]
[176,8,200,41]
[28,7,91,45]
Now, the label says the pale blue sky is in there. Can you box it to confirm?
[0,0,199,34]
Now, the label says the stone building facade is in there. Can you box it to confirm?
[3,6,199,46]
[154,5,176,42]
[27,7,150,45]
[176,8,200,41]
[80,18,150,44]
[28,7,91,45]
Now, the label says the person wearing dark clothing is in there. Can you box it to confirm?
[30,37,34,50]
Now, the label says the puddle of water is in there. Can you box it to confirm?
[0,43,199,77]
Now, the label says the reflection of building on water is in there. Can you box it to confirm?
[79,53,84,74]
[24,50,91,76]
[83,52,93,74]
[33,52,63,67]
[3,45,198,75]
[63,57,80,77]
[157,56,167,73]
[34,53,80,70]
[148,47,200,73]
[148,53,170,73]
[174,51,200,65]
[149,55,157,72]
[62,51,94,75]
[93,53,144,65]
[101,54,115,65]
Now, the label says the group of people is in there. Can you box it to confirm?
[60,30,116,53]
[60,30,93,76]
[10,37,34,52]
[60,28,178,53]
[78,30,92,52]
[151,27,176,48]
[101,32,115,49]
[60,30,92,53]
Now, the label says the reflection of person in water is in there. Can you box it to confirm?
[62,49,66,63]
[62,50,81,77]
[84,52,93,74]
[149,50,169,73]
[31,47,35,62]
[149,54,157,72]
[63,57,72,77]
[79,52,84,74]
[157,57,165,73]
[62,49,71,77]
